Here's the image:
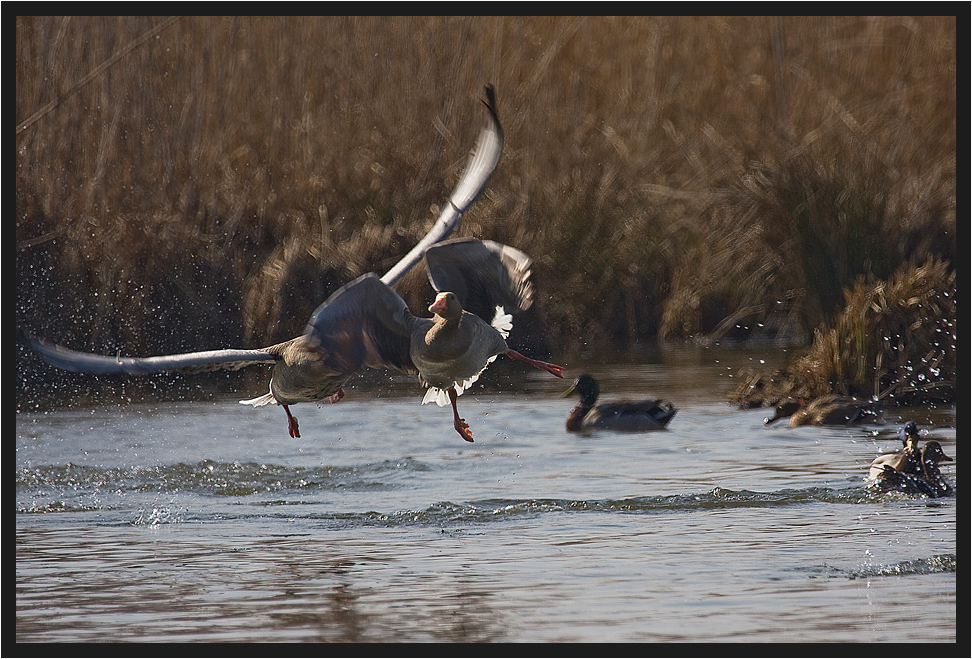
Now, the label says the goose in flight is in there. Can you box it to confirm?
[27,86,563,441]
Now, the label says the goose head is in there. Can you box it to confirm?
[429,292,463,323]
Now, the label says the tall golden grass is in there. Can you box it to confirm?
[16,17,956,400]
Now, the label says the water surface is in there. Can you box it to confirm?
[16,348,957,643]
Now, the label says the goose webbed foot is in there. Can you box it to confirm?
[283,404,300,438]
[329,388,345,404]
[455,417,474,443]
[449,387,474,442]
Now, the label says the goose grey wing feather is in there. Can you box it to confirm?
[381,85,503,287]
[304,273,417,376]
[28,336,276,375]
[424,238,534,322]
[447,85,504,214]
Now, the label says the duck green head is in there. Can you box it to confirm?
[899,421,921,450]
[562,374,599,404]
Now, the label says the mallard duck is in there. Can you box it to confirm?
[763,394,883,427]
[866,421,923,480]
[869,440,954,497]
[27,87,564,443]
[915,441,955,497]
[762,398,803,425]
[562,374,676,432]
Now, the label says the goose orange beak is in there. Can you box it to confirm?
[429,293,449,315]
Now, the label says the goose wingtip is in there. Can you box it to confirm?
[482,84,497,114]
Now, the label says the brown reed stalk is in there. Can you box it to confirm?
[16,17,955,404]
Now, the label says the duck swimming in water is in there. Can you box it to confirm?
[763,394,883,427]
[26,86,565,442]
[562,374,676,432]
[915,441,956,497]
[866,421,923,481]
[868,438,954,497]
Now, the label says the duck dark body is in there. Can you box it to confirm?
[764,394,883,427]
[866,422,953,498]
[869,440,954,498]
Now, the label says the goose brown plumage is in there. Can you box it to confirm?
[412,272,564,441]
[25,87,564,442]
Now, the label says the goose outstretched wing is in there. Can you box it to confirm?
[424,238,533,322]
[303,273,417,377]
[27,336,276,375]
[381,85,503,287]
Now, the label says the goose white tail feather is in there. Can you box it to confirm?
[240,392,276,407]
[492,306,512,338]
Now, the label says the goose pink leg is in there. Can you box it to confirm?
[505,349,565,379]
[283,404,300,438]
[449,387,475,443]
[285,389,342,438]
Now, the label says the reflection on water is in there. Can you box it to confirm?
[16,348,957,642]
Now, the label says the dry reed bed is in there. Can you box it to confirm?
[730,258,956,408]
[16,17,956,403]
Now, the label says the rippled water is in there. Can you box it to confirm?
[16,348,957,643]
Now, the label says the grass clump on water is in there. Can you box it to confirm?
[730,258,955,408]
